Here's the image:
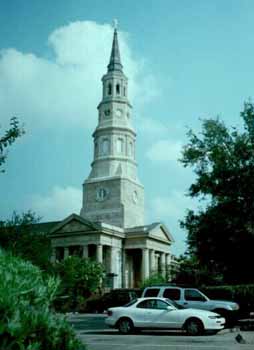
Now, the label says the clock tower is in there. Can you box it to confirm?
[80,27,144,228]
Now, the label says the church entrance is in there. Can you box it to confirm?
[125,249,142,288]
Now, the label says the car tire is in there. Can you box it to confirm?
[184,318,204,336]
[118,317,134,334]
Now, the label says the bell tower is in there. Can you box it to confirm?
[80,25,144,228]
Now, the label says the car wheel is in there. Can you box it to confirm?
[118,318,134,334]
[185,318,204,336]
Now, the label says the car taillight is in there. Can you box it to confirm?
[107,310,113,316]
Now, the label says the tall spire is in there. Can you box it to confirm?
[107,23,123,72]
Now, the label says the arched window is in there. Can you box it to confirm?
[128,141,133,156]
[116,83,120,95]
[107,83,112,95]
[117,138,124,154]
[95,142,98,156]
[102,139,109,155]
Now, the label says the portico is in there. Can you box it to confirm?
[49,214,173,288]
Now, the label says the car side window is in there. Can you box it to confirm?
[143,288,160,297]
[155,300,169,310]
[184,289,206,302]
[163,288,180,300]
[137,300,155,309]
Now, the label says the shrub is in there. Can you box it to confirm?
[140,273,167,289]
[54,256,105,312]
[0,249,85,350]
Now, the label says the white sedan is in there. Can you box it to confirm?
[105,297,225,335]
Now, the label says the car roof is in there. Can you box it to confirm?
[143,285,198,289]
[137,297,169,302]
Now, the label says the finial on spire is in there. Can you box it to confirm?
[113,18,118,30]
[107,20,123,72]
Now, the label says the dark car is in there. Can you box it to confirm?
[86,289,141,313]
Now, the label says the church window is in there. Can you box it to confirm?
[128,141,133,156]
[95,142,98,156]
[116,138,124,154]
[102,138,109,155]
[107,83,112,95]
[104,109,111,117]
[116,83,120,95]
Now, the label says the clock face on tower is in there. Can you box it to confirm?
[116,109,122,118]
[96,188,108,201]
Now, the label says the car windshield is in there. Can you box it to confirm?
[123,299,137,307]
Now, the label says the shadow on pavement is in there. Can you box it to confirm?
[79,329,214,337]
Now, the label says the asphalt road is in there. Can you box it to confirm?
[68,314,254,350]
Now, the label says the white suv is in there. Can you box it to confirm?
[141,285,239,322]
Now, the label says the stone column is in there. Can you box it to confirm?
[149,249,156,274]
[96,244,103,263]
[166,253,171,280]
[50,248,56,263]
[160,252,166,277]
[142,248,149,281]
[64,247,69,260]
[82,245,88,258]
[122,249,126,288]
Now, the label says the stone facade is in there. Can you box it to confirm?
[49,27,174,288]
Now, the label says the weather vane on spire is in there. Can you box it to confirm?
[113,18,118,30]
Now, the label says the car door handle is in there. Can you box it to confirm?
[183,302,188,305]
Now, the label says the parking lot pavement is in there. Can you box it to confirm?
[68,314,254,350]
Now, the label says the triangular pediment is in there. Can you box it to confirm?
[50,213,100,235]
[148,223,174,243]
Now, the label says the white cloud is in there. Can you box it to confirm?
[149,190,197,222]
[24,186,82,221]
[0,21,158,131]
[146,139,182,162]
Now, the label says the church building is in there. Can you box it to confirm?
[49,27,174,288]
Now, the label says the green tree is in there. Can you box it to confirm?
[0,117,24,172]
[180,101,254,284]
[0,211,52,272]
[55,256,105,311]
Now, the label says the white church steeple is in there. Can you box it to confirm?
[80,25,144,228]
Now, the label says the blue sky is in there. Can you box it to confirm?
[1,0,254,255]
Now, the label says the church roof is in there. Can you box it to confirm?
[125,222,174,244]
[107,28,123,72]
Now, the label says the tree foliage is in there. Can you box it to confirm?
[0,117,24,172]
[140,273,167,289]
[54,256,105,311]
[0,250,85,350]
[180,102,254,284]
[0,211,52,272]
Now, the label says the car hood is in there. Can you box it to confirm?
[179,308,221,318]
[207,300,239,310]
